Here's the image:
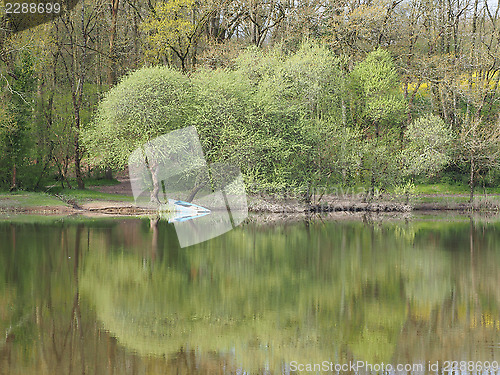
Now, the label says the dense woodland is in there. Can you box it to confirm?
[2,0,500,201]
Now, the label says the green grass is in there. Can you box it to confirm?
[84,178,121,186]
[0,186,133,211]
[414,183,500,195]
[45,187,134,204]
[414,195,470,204]
[0,192,69,208]
[44,177,121,188]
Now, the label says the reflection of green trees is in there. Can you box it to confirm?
[0,221,77,370]
[81,220,472,371]
[81,227,336,370]
[2,217,500,373]
[348,302,406,363]
[402,247,452,307]
[0,222,60,352]
[0,218,153,374]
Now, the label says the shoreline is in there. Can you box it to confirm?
[0,192,498,216]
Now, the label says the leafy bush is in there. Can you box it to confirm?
[402,114,453,177]
[82,66,193,169]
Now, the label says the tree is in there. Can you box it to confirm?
[141,0,222,71]
[242,0,286,47]
[0,51,35,190]
[58,9,84,189]
[350,48,407,195]
[108,0,121,86]
[350,48,406,133]
[82,66,193,201]
[402,114,453,178]
[323,0,404,61]
[83,66,192,168]
[456,117,500,203]
[208,43,346,196]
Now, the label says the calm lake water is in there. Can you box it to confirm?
[0,214,500,374]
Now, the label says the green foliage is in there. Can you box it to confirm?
[141,0,196,66]
[189,68,255,166]
[347,49,409,193]
[350,48,407,129]
[393,181,416,203]
[0,51,36,189]
[86,44,349,195]
[83,45,452,196]
[253,42,344,119]
[82,66,193,170]
[234,44,346,192]
[402,114,453,177]
[359,131,403,191]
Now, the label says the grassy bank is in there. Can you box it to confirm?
[46,187,135,206]
[1,181,500,215]
[0,185,135,215]
[414,183,500,195]
[0,191,69,209]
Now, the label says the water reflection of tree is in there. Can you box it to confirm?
[393,217,500,367]
[2,218,500,374]
[112,220,500,370]
[0,219,239,374]
[78,220,467,370]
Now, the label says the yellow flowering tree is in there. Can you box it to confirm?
[141,0,220,71]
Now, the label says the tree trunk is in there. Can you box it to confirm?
[35,144,55,189]
[249,1,258,45]
[341,98,346,126]
[74,110,85,189]
[108,0,119,86]
[469,156,475,203]
[370,172,375,200]
[148,160,161,204]
[150,175,160,204]
[74,0,86,190]
[187,181,207,202]
[132,6,139,69]
[105,167,113,180]
[10,163,17,191]
[370,122,380,200]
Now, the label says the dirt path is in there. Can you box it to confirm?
[90,176,134,196]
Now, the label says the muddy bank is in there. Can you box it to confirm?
[0,193,495,217]
[413,202,471,211]
[309,201,411,213]
[250,194,500,213]
[79,201,156,215]
[0,200,155,216]
[0,205,78,215]
[249,195,410,214]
